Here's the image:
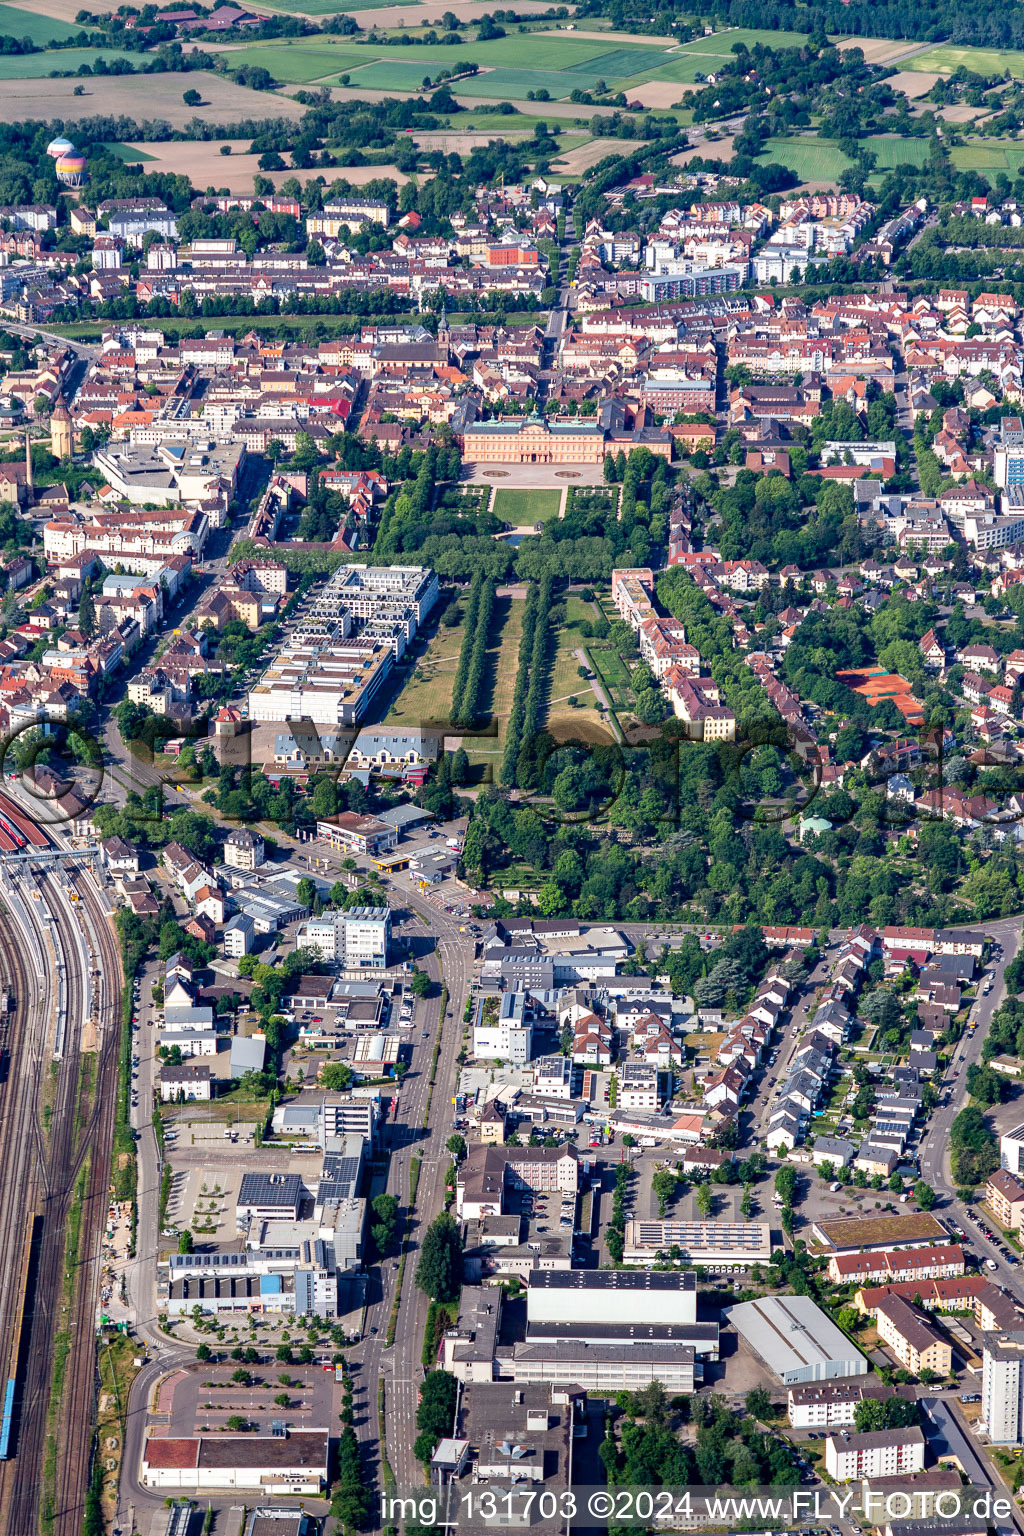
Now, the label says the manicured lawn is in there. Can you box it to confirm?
[0,46,135,75]
[912,42,1024,77]
[492,487,562,524]
[546,627,601,723]
[383,596,524,746]
[758,136,854,183]
[590,643,631,690]
[480,595,525,744]
[385,615,469,728]
[0,5,82,43]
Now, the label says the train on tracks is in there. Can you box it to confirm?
[0,791,48,856]
[0,1213,37,1460]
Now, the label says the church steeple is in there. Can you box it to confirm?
[437,297,450,359]
[24,428,33,498]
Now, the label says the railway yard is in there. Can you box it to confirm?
[0,788,123,1536]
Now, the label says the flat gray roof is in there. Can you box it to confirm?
[726,1294,869,1384]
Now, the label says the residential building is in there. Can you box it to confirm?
[872,1293,952,1375]
[824,1427,926,1482]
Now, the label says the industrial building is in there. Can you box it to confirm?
[526,1270,697,1328]
[811,1213,948,1253]
[140,1430,330,1493]
[510,1339,696,1393]
[726,1295,869,1384]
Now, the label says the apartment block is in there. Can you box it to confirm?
[824,1427,926,1482]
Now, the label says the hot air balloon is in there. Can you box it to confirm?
[46,136,74,159]
[55,151,87,188]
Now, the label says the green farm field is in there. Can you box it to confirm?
[864,135,931,168]
[627,51,725,84]
[227,29,678,95]
[219,41,371,81]
[911,43,1024,76]
[951,140,1024,173]
[758,136,854,182]
[679,26,811,52]
[0,5,82,43]
[102,141,157,161]
[492,488,562,524]
[258,0,414,10]
[343,60,600,95]
[0,46,135,75]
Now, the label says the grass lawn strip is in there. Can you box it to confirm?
[492,487,562,524]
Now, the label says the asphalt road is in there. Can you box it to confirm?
[918,914,1024,1292]
[921,1396,1021,1536]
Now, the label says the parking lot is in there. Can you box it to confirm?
[159,1358,338,1437]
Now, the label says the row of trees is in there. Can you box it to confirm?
[500,580,542,786]
[450,573,497,729]
[508,573,555,791]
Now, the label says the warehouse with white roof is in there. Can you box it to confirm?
[726,1294,869,1384]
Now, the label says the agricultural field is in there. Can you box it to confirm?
[0,3,81,42]
[0,44,133,74]
[757,135,855,184]
[119,139,310,193]
[835,35,917,62]
[886,70,940,98]
[457,110,595,131]
[218,40,371,82]
[0,68,307,123]
[626,27,903,93]
[259,0,414,10]
[492,487,562,525]
[626,51,724,86]
[223,29,683,98]
[102,141,157,161]
[555,136,645,173]
[911,43,1024,77]
[676,26,811,53]
[865,135,931,168]
[951,139,1024,174]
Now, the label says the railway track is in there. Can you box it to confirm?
[0,888,50,1530]
[45,872,123,1536]
[0,856,124,1535]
